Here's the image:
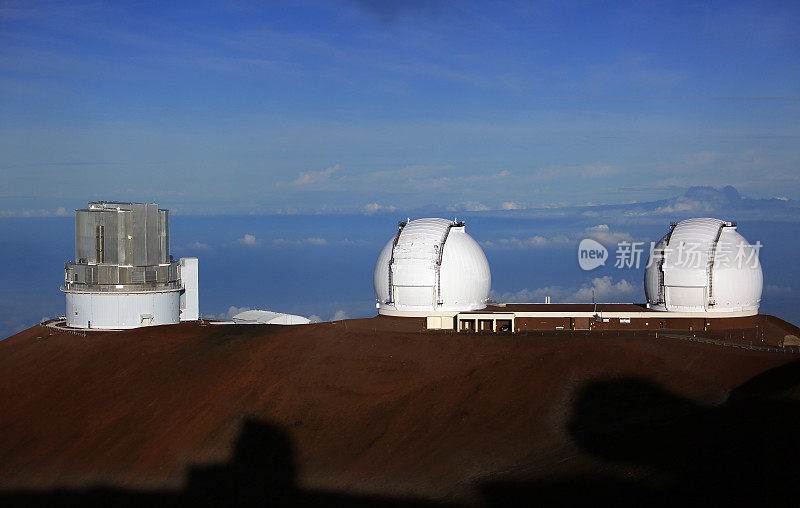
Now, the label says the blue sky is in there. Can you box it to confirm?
[1,0,799,214]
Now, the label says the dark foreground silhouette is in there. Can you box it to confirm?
[3,361,800,506]
[482,360,800,506]
[2,419,437,507]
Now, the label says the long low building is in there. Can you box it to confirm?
[421,303,758,332]
[373,216,766,334]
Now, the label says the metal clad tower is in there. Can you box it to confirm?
[62,201,199,329]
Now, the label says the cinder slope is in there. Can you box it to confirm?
[0,317,798,504]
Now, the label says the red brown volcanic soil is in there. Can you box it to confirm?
[1,316,799,504]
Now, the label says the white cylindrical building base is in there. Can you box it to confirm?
[65,289,181,329]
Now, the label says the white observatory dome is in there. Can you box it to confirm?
[374,218,491,315]
[644,218,762,313]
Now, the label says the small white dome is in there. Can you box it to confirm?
[231,310,310,325]
[644,218,762,312]
[374,218,491,314]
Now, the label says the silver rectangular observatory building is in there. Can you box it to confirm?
[62,201,198,329]
[66,202,179,287]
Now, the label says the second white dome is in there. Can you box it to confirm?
[374,218,491,314]
[644,217,762,313]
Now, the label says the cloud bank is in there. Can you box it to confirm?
[492,276,638,304]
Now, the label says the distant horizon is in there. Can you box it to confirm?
[2,184,799,219]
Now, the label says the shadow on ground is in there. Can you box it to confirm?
[3,361,800,506]
[482,360,800,506]
[0,418,438,507]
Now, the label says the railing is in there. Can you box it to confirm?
[706,223,726,307]
[435,223,454,305]
[64,260,180,287]
[656,332,797,354]
[61,280,183,293]
[657,224,677,305]
[438,327,798,353]
[40,319,86,337]
[386,221,406,304]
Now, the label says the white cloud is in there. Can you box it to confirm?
[584,224,634,245]
[362,202,397,214]
[570,277,637,301]
[626,197,715,216]
[492,276,638,303]
[501,201,523,210]
[238,234,260,245]
[332,310,348,321]
[308,314,322,323]
[622,187,747,217]
[482,224,632,250]
[491,286,558,303]
[482,235,568,249]
[288,164,340,186]
[188,241,211,250]
[465,201,491,211]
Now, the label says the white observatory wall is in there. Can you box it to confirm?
[180,257,199,321]
[373,237,394,305]
[65,290,181,329]
[708,228,763,312]
[439,227,491,311]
